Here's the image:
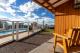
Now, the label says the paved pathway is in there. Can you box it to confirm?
[29,38,63,53]
[0,31,53,53]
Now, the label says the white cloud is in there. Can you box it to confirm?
[0,7,5,12]
[8,0,16,5]
[19,1,54,24]
[0,0,16,16]
[6,7,16,16]
[0,0,16,6]
[0,6,16,16]
[22,12,40,23]
[0,1,54,25]
[38,17,54,25]
[24,12,32,17]
[32,13,39,19]
[23,13,54,25]
[19,2,41,13]
[0,1,42,22]
[24,12,39,19]
[6,16,26,22]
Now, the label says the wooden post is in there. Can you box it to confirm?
[16,22,19,41]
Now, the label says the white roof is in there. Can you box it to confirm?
[0,17,9,21]
[0,17,26,22]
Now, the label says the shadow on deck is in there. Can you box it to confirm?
[0,30,53,53]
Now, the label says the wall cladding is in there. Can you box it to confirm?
[55,0,80,35]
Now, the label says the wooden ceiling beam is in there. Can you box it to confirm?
[33,0,69,13]
[52,0,62,5]
[43,3,49,7]
[33,0,55,13]
[35,0,44,3]
[44,1,55,10]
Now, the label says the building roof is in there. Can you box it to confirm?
[0,17,26,22]
[0,17,9,21]
[33,0,69,13]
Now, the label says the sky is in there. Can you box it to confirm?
[0,0,54,25]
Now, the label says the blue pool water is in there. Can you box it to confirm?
[0,29,27,36]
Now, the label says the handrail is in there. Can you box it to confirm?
[53,33,71,39]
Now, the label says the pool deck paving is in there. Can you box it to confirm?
[29,38,54,53]
[29,38,80,53]
[29,38,63,53]
[0,31,53,53]
[0,30,80,53]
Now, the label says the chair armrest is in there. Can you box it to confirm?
[53,33,71,39]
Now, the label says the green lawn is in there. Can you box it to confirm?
[42,28,54,33]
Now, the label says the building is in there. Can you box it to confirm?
[33,0,80,35]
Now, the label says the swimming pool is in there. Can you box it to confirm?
[0,29,27,36]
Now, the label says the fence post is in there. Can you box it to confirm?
[16,22,19,41]
[3,21,5,30]
[12,21,15,41]
[27,22,29,36]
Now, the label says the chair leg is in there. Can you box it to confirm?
[63,39,68,53]
[54,35,57,53]
[53,45,56,53]
[64,47,68,53]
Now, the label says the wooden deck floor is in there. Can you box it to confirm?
[0,31,53,53]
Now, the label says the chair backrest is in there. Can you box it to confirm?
[75,28,80,45]
[66,27,80,47]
